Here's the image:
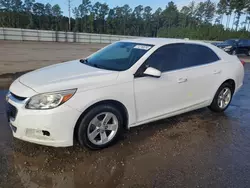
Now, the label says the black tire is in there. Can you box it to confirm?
[209,82,233,113]
[77,104,124,150]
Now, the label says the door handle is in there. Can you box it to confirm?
[177,78,188,83]
[213,70,221,74]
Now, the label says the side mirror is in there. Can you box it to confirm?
[143,67,161,78]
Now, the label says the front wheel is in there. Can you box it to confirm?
[77,104,124,150]
[209,83,233,112]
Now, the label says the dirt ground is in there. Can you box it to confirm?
[1,41,250,188]
[0,41,106,75]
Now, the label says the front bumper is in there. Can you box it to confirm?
[217,46,233,54]
[6,94,81,147]
[221,47,233,54]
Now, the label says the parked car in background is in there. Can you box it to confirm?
[6,38,244,150]
[213,39,250,56]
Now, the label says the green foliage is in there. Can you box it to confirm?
[0,0,250,40]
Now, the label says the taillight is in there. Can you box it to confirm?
[241,60,245,66]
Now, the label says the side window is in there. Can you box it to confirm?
[238,40,247,46]
[145,44,183,72]
[182,44,220,68]
[243,40,249,46]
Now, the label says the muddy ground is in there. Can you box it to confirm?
[1,41,250,188]
[0,41,106,75]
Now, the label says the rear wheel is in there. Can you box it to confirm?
[209,83,233,112]
[77,104,124,150]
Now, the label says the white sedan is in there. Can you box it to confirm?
[6,38,244,149]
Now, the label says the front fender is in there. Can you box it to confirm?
[66,82,136,126]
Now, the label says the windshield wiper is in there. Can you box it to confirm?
[80,59,118,71]
[80,60,105,69]
[91,64,103,69]
[79,58,88,64]
[92,64,115,70]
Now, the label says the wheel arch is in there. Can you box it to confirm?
[73,99,129,142]
[222,79,236,94]
[210,78,236,104]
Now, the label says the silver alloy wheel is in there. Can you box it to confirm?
[217,87,232,109]
[87,112,119,145]
[232,50,236,55]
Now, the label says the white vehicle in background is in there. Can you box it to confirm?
[6,38,244,150]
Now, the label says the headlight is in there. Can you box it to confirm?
[26,89,76,110]
[224,46,232,49]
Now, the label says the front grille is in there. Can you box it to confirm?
[6,103,18,121]
[10,92,27,101]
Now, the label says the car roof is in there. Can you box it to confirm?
[227,39,250,41]
[121,37,211,46]
[121,37,234,61]
[121,38,183,45]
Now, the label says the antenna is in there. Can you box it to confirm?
[68,0,71,31]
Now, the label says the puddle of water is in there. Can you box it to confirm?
[0,90,7,114]
[0,65,250,187]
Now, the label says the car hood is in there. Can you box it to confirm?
[19,60,119,93]
[214,43,233,48]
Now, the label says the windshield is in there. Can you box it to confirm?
[224,39,237,45]
[82,42,153,71]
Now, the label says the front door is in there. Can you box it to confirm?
[134,69,191,123]
[133,43,189,122]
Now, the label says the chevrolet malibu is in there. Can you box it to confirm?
[6,38,244,150]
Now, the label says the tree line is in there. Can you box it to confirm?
[0,0,250,40]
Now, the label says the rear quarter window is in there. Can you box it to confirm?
[182,44,220,68]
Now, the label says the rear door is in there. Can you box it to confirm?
[180,43,223,105]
